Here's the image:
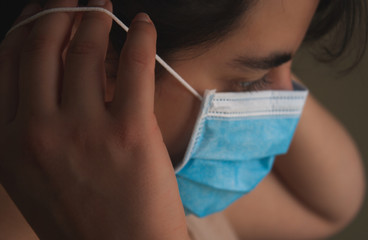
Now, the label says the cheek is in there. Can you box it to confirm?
[154,76,201,167]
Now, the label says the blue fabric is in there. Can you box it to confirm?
[177,176,246,217]
[175,84,308,218]
[191,117,300,161]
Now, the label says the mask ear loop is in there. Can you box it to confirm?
[7,7,203,101]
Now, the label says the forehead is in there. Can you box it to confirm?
[241,0,320,55]
[198,0,320,61]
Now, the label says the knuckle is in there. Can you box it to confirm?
[67,40,100,56]
[110,122,143,149]
[68,126,91,151]
[109,117,159,151]
[66,120,107,152]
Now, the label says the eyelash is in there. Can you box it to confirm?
[233,74,271,92]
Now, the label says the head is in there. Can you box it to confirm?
[99,0,365,167]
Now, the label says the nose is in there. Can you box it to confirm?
[268,61,294,90]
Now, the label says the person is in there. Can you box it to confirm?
[0,0,366,239]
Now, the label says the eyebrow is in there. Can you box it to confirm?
[230,52,293,71]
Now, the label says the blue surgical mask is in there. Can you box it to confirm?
[175,83,308,217]
[10,7,308,218]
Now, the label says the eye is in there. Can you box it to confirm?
[232,74,272,92]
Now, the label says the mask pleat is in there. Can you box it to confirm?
[177,176,246,218]
[175,82,309,217]
[177,156,275,191]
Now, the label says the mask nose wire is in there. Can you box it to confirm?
[7,6,204,101]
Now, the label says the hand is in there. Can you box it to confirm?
[0,0,189,239]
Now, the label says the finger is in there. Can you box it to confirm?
[0,3,41,126]
[109,13,157,121]
[18,0,78,116]
[61,0,113,115]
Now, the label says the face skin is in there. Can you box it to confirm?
[106,0,320,167]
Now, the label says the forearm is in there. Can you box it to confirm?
[273,93,365,227]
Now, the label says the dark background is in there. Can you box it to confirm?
[1,1,367,239]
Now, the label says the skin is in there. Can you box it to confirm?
[0,0,188,239]
[0,0,365,239]
[151,0,318,166]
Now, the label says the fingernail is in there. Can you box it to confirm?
[133,13,151,23]
[88,0,106,6]
[20,3,39,16]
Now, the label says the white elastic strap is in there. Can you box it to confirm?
[7,7,203,101]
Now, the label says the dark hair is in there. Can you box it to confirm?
[1,0,367,69]
[107,0,368,69]
[305,0,368,71]
[108,0,254,61]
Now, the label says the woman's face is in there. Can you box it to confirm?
[107,0,320,167]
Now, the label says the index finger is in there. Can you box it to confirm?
[109,13,157,121]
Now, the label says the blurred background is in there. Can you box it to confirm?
[292,41,368,239]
